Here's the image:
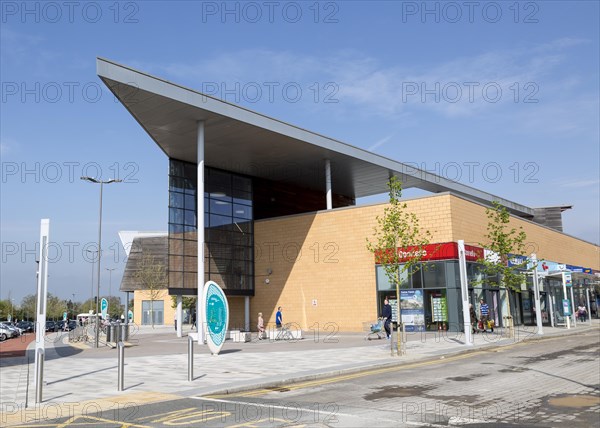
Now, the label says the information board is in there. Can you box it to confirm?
[432,296,448,322]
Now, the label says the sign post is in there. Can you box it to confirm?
[202,281,229,355]
[458,241,473,346]
[530,254,543,335]
[35,219,50,403]
[101,298,108,319]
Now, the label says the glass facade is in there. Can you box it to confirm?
[168,160,254,295]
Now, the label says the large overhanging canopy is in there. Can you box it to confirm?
[97,58,534,218]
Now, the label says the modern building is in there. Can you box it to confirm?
[102,58,600,332]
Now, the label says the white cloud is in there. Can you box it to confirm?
[136,38,593,124]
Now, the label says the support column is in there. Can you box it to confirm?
[586,287,592,325]
[570,286,576,326]
[197,121,205,344]
[245,296,250,332]
[531,254,543,335]
[457,240,473,346]
[176,295,183,338]
[562,272,570,329]
[124,292,129,325]
[325,159,332,210]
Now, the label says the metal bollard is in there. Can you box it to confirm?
[35,348,44,403]
[188,335,194,381]
[118,341,124,391]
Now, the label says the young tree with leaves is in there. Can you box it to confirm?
[134,254,168,328]
[366,176,432,356]
[477,201,529,336]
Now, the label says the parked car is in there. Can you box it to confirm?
[0,324,14,341]
[0,321,21,337]
[56,320,77,331]
[16,320,34,333]
[45,320,58,332]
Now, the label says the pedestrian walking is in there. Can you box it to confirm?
[257,312,265,339]
[382,299,392,339]
[275,307,283,329]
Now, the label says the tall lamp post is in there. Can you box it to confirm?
[86,249,97,312]
[106,267,116,317]
[81,176,122,348]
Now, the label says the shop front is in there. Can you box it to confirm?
[375,242,483,332]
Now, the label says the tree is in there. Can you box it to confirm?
[171,296,197,311]
[0,300,10,320]
[134,254,167,328]
[476,201,529,336]
[366,176,432,356]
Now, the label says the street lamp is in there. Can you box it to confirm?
[81,176,122,348]
[86,249,98,312]
[106,267,116,317]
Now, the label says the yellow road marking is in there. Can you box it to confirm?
[2,392,182,427]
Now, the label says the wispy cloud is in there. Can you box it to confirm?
[559,179,600,189]
[368,134,394,151]
[137,38,592,124]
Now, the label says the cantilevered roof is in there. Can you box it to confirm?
[97,58,535,218]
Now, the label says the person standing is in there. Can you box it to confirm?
[174,312,177,331]
[275,307,283,329]
[257,312,265,339]
[479,298,489,328]
[382,299,392,339]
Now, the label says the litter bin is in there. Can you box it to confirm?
[120,323,129,341]
[108,323,120,343]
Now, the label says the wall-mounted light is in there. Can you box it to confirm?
[265,278,270,284]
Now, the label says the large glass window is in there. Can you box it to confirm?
[422,262,446,288]
[168,160,254,293]
[142,300,164,325]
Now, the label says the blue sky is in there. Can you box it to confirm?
[1,1,599,304]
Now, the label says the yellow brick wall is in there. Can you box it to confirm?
[252,194,455,333]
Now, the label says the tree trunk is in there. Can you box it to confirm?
[151,299,154,329]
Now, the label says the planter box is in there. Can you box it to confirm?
[230,330,251,342]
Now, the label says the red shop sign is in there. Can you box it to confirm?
[375,242,483,264]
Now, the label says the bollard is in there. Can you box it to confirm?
[118,341,124,391]
[188,335,194,381]
[35,348,44,403]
